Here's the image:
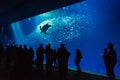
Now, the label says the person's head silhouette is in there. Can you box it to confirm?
[24,44,27,48]
[108,43,114,50]
[104,48,107,52]
[40,43,43,47]
[60,44,65,48]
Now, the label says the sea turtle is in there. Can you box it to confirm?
[40,23,51,34]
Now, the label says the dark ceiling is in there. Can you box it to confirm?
[0,0,84,26]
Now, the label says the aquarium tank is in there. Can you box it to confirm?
[2,0,120,78]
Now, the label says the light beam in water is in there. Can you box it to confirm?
[11,22,24,45]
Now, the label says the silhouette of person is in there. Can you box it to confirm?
[74,49,82,73]
[45,43,53,73]
[23,44,33,80]
[57,43,70,80]
[36,43,45,71]
[103,43,117,80]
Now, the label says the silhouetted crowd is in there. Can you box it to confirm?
[0,43,71,80]
[0,43,118,80]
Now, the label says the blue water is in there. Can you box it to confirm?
[9,0,120,78]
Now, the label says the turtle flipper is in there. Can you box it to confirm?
[44,31,47,34]
[40,26,42,30]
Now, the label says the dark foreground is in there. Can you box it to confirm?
[1,66,119,80]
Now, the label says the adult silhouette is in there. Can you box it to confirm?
[57,44,70,80]
[74,49,82,73]
[23,44,33,80]
[103,43,117,80]
[45,43,53,73]
[36,43,45,71]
